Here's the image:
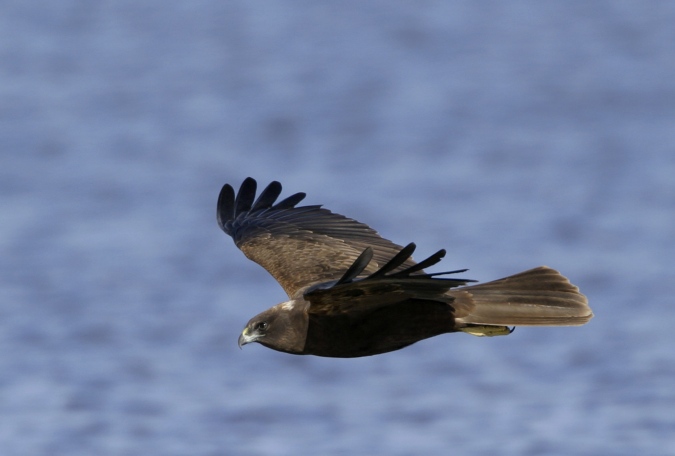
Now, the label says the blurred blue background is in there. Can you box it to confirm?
[1,1,674,455]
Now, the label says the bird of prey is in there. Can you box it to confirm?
[217,178,592,358]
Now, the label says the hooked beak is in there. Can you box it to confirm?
[238,327,259,349]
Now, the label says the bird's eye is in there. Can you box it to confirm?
[255,322,268,331]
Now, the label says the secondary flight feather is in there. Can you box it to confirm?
[218,177,593,358]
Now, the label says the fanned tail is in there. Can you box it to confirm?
[452,266,592,327]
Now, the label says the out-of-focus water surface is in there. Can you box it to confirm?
[2,2,674,455]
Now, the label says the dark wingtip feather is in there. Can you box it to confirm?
[366,244,475,284]
[274,192,307,210]
[424,268,473,278]
[235,177,257,215]
[218,177,307,235]
[366,243,417,279]
[251,181,282,212]
[217,184,236,232]
[335,247,374,285]
[394,248,446,276]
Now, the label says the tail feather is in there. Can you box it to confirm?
[451,266,592,326]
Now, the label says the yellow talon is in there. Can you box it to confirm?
[459,325,514,337]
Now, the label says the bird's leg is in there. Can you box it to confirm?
[458,325,514,337]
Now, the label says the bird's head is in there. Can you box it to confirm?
[238,300,308,354]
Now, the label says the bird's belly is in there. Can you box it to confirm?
[305,300,456,358]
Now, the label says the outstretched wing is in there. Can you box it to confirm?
[304,243,476,316]
[217,177,418,298]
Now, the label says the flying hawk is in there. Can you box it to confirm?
[217,178,592,358]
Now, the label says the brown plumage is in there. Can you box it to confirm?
[218,177,593,358]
